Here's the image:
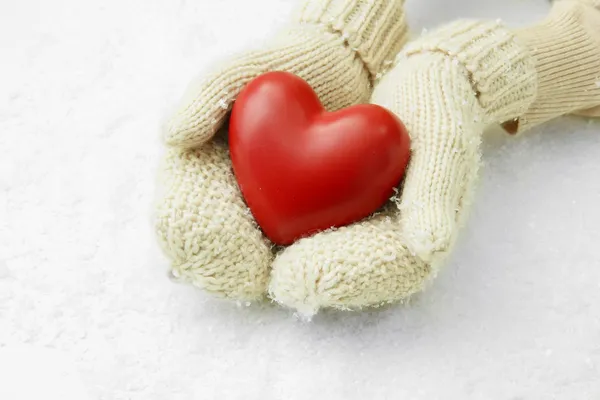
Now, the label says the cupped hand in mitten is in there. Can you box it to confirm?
[270,0,600,315]
[155,0,409,301]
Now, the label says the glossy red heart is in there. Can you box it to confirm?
[229,71,411,246]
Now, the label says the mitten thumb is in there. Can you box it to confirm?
[372,20,538,260]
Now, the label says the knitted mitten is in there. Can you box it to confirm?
[166,0,409,149]
[155,0,409,300]
[269,0,600,315]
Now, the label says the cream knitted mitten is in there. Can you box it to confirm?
[166,0,409,149]
[155,0,409,300]
[506,0,600,132]
[269,0,600,315]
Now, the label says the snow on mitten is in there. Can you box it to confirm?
[155,0,410,301]
[269,0,600,315]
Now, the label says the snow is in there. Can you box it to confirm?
[1,0,599,399]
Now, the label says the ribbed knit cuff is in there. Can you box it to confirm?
[402,20,538,124]
[508,0,600,132]
[295,0,409,77]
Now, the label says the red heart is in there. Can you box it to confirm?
[229,71,411,246]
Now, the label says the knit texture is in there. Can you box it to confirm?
[297,0,408,76]
[506,0,600,133]
[155,139,273,300]
[401,20,537,122]
[165,0,409,149]
[155,0,409,300]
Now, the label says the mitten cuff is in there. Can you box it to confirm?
[402,20,538,124]
[509,0,600,132]
[295,0,409,77]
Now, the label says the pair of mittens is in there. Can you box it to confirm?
[156,0,600,315]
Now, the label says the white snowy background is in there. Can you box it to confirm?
[1,0,599,398]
